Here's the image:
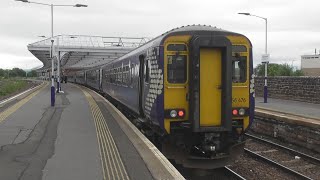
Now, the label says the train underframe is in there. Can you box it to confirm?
[160,130,245,169]
[136,119,246,169]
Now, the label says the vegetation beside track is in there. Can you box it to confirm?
[0,79,28,97]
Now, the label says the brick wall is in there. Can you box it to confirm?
[255,77,320,104]
[251,116,320,153]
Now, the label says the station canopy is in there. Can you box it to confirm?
[28,35,150,73]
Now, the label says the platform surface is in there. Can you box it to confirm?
[255,97,320,120]
[0,82,183,180]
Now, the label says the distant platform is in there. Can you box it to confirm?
[255,97,320,128]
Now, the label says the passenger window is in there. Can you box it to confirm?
[145,60,150,83]
[232,56,247,83]
[167,55,187,83]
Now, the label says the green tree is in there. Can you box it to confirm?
[0,68,5,77]
[254,63,304,76]
[3,69,10,78]
[293,69,304,76]
[27,70,37,77]
[9,68,25,77]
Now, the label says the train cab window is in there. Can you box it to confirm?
[232,56,247,83]
[167,44,187,51]
[232,45,247,53]
[167,55,187,83]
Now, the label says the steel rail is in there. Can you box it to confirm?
[245,133,320,164]
[224,166,246,180]
[244,148,312,180]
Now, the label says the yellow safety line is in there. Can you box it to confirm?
[95,106,115,179]
[0,83,48,124]
[92,106,109,180]
[80,87,129,180]
[99,111,128,179]
[98,110,122,179]
[84,90,117,180]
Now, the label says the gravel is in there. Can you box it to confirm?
[229,153,300,180]
[248,131,320,159]
[243,138,320,179]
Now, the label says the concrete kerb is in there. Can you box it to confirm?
[255,107,320,129]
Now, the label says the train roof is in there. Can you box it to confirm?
[100,25,246,68]
[161,25,234,35]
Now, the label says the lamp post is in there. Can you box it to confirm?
[15,0,87,106]
[238,12,269,103]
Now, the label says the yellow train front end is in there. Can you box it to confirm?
[161,26,254,169]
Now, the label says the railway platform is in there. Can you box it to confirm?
[253,96,320,156]
[255,97,320,128]
[255,97,320,119]
[0,82,183,180]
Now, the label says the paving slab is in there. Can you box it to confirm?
[0,82,182,180]
[42,84,102,180]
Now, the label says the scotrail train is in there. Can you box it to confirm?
[69,25,255,169]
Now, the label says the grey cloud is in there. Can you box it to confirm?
[1,0,320,69]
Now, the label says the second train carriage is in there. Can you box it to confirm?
[85,68,101,91]
[73,25,254,168]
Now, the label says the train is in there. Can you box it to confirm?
[69,25,255,169]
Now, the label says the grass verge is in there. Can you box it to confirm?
[0,79,28,97]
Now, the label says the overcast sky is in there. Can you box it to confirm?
[1,0,319,69]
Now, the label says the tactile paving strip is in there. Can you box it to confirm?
[81,88,129,180]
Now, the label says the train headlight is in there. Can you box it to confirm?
[165,109,185,119]
[239,108,246,116]
[170,110,177,118]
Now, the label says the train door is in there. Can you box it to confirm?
[138,55,145,117]
[96,69,99,90]
[99,69,103,91]
[189,36,232,132]
[84,71,87,85]
[199,48,222,126]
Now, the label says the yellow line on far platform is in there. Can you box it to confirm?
[0,83,48,124]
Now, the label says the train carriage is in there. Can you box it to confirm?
[73,25,254,169]
[85,68,101,91]
[75,71,86,84]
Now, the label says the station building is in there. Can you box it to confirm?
[301,54,320,76]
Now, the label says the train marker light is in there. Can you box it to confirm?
[232,109,238,116]
[239,108,246,116]
[170,110,177,118]
[209,145,216,151]
[178,110,184,117]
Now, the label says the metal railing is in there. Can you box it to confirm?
[29,35,151,48]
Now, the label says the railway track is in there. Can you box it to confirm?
[244,133,320,180]
[224,166,246,180]
[245,133,320,164]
